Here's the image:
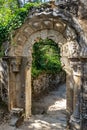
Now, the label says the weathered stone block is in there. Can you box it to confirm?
[10,108,24,127]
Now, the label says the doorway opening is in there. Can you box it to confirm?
[31,39,66,129]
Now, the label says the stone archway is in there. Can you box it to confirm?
[5,5,87,130]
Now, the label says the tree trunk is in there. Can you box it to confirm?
[17,0,23,8]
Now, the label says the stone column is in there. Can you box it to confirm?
[25,58,32,118]
[66,73,74,126]
[61,52,74,128]
[70,61,83,130]
[8,57,22,110]
[81,62,87,130]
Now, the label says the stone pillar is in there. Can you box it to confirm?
[8,57,22,110]
[61,56,74,128]
[25,58,32,118]
[81,62,87,130]
[66,73,74,125]
[69,61,83,130]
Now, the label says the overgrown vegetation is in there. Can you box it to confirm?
[0,1,40,48]
[0,1,62,77]
[32,39,62,78]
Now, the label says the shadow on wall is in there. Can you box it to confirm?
[0,59,8,104]
[32,71,66,100]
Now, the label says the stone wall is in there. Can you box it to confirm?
[0,59,8,103]
[32,71,65,99]
[2,1,87,128]
[79,0,87,19]
[78,0,87,38]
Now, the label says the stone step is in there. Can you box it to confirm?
[10,108,24,117]
[9,108,24,127]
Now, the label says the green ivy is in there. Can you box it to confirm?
[0,2,40,50]
[32,39,62,78]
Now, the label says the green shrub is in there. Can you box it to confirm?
[32,39,62,78]
[0,2,40,51]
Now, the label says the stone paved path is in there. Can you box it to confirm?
[0,84,66,130]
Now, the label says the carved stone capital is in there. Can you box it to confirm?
[70,61,83,76]
[68,40,81,58]
[11,57,22,72]
[22,57,32,70]
[83,81,87,94]
[62,43,69,57]
[80,47,87,58]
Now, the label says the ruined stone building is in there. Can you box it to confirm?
[0,0,87,129]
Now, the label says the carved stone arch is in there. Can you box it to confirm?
[5,7,87,130]
[22,30,66,55]
[8,10,87,57]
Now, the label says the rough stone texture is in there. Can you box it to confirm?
[76,2,87,128]
[79,0,87,19]
[32,71,65,99]
[10,108,24,127]
[0,59,8,103]
[78,0,87,39]
[1,1,87,130]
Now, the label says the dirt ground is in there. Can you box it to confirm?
[0,84,66,130]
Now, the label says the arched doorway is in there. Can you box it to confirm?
[23,29,67,117]
[5,6,87,129]
[31,38,66,129]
